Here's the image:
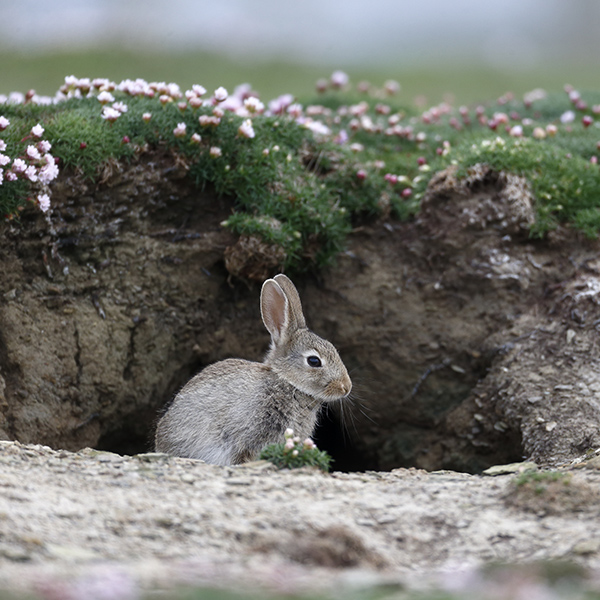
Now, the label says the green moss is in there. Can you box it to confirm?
[260,438,332,472]
[514,470,571,489]
[2,79,600,271]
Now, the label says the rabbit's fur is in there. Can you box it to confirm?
[155,274,352,465]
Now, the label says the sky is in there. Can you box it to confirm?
[1,0,599,70]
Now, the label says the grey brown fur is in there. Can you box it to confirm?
[155,274,352,465]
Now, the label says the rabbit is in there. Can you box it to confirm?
[155,274,352,465]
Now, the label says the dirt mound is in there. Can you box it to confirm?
[1,157,600,472]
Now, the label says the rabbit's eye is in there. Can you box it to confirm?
[306,355,322,368]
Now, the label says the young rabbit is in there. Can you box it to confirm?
[155,274,352,465]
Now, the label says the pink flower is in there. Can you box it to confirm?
[112,101,128,113]
[97,91,115,105]
[37,193,51,212]
[546,124,558,136]
[582,115,594,128]
[5,171,17,182]
[38,162,59,183]
[188,96,204,109]
[24,165,38,182]
[38,140,52,153]
[384,80,401,95]
[209,146,222,158]
[244,97,264,114]
[0,140,5,152]
[192,84,207,97]
[12,158,27,174]
[509,125,523,137]
[213,87,228,102]
[31,123,44,138]
[0,154,9,167]
[190,133,202,144]
[26,145,41,161]
[173,122,187,138]
[142,112,152,122]
[560,110,575,124]
[330,70,349,89]
[238,119,255,139]
[101,107,121,123]
[0,116,9,131]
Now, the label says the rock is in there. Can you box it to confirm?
[482,462,538,476]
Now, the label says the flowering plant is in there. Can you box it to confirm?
[259,428,332,472]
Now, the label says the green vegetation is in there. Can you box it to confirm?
[2,74,600,273]
[514,469,571,493]
[260,429,332,471]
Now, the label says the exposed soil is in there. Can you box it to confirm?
[0,441,599,598]
[2,153,600,474]
[2,152,600,595]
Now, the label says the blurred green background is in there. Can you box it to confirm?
[1,49,599,106]
[1,1,599,105]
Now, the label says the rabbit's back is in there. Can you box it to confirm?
[155,358,319,464]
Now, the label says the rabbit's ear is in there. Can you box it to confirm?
[272,274,306,329]
[261,279,291,343]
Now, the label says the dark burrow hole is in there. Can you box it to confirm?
[95,384,524,475]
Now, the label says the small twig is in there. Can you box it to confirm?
[411,357,451,398]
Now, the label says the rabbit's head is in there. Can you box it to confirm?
[261,274,352,402]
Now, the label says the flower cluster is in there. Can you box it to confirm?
[0,119,58,213]
[259,428,331,471]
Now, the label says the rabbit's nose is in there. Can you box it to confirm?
[339,374,352,397]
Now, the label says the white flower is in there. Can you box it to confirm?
[192,84,207,97]
[26,145,41,161]
[560,110,575,124]
[11,158,26,173]
[173,122,187,138]
[190,133,202,144]
[112,101,128,113]
[284,428,294,438]
[5,171,17,182]
[38,140,52,153]
[302,119,331,136]
[38,160,59,183]
[0,140,5,151]
[31,123,44,138]
[214,87,228,102]
[64,75,79,88]
[238,119,255,139]
[0,170,3,185]
[303,438,316,450]
[97,91,115,105]
[244,96,264,114]
[101,107,121,122]
[37,193,51,212]
[24,165,38,182]
[209,146,222,158]
[284,439,295,451]
[350,142,364,152]
[330,70,349,88]
[0,154,9,167]
[292,449,299,457]
[0,116,9,130]
[509,125,523,137]
[142,112,152,122]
